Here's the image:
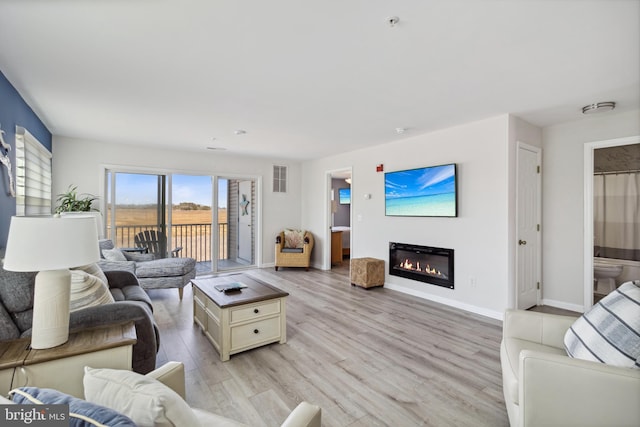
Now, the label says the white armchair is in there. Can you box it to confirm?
[149,362,321,427]
[1,362,321,427]
[500,309,640,427]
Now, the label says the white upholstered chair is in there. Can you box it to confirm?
[500,309,640,427]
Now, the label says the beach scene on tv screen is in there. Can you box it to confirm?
[385,164,456,217]
[339,188,351,204]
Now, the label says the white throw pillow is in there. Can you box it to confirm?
[101,248,127,262]
[69,270,114,312]
[564,281,640,368]
[83,367,200,427]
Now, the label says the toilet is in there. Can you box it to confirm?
[593,259,624,295]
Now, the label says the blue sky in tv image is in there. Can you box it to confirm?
[338,188,350,205]
[385,164,457,217]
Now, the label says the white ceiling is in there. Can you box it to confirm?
[0,1,638,161]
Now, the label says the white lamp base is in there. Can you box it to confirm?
[31,269,72,349]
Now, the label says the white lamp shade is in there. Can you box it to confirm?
[3,216,100,272]
[60,211,105,239]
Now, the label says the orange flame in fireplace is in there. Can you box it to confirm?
[399,258,443,277]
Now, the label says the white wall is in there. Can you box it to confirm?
[541,109,640,311]
[302,115,512,319]
[52,137,302,265]
[52,109,639,316]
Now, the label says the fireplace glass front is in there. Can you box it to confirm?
[389,242,454,288]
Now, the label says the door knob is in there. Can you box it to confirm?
[518,240,527,245]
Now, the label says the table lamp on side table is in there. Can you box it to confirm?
[3,216,99,349]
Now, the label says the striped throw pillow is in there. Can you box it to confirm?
[564,281,640,368]
[75,262,110,287]
[69,270,115,312]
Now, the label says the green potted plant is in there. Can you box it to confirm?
[55,185,98,213]
[55,185,104,238]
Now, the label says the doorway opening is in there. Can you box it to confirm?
[583,135,640,310]
[326,168,352,270]
[217,178,257,272]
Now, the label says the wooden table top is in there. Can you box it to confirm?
[0,322,136,369]
[191,274,288,308]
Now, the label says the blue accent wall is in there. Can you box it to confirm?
[0,69,52,253]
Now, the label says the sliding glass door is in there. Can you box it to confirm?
[105,170,257,275]
[171,174,214,271]
[106,172,168,252]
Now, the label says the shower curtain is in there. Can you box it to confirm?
[594,172,640,261]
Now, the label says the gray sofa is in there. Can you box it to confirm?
[0,266,159,374]
[98,239,196,300]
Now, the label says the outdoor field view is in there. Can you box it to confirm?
[105,173,229,263]
[107,205,227,263]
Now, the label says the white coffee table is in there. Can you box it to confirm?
[192,274,288,361]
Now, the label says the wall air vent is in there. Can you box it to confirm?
[273,165,287,193]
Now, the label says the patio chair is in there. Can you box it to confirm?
[134,229,182,258]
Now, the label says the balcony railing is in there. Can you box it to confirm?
[108,223,227,262]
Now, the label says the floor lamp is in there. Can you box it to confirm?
[3,216,99,349]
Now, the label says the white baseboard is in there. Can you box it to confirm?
[383,282,503,321]
[264,265,503,320]
[540,298,584,313]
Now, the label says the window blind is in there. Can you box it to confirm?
[15,127,52,216]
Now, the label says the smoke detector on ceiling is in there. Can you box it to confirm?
[387,16,399,27]
[582,102,616,114]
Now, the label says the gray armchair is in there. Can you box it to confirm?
[0,266,159,374]
[98,239,196,300]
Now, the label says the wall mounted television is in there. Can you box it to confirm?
[338,188,351,205]
[385,163,457,217]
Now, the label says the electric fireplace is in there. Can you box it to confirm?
[389,242,454,289]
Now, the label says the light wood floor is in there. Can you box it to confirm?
[147,264,509,427]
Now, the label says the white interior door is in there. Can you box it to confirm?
[238,180,252,263]
[516,143,542,309]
